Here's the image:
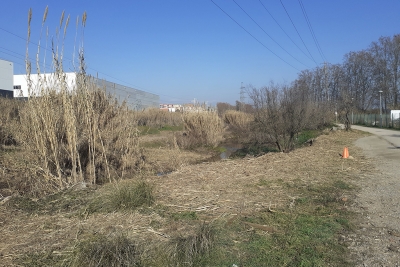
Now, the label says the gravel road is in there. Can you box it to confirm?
[348,125,400,266]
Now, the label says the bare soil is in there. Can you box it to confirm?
[347,134,400,266]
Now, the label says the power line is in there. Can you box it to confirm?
[298,0,327,62]
[232,0,310,68]
[0,50,24,62]
[0,56,156,106]
[210,0,301,71]
[0,45,55,71]
[239,82,246,111]
[0,46,143,96]
[257,0,313,62]
[0,27,188,102]
[279,0,318,66]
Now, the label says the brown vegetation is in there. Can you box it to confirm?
[6,9,146,196]
[176,112,225,148]
[0,129,371,266]
[293,34,400,116]
[249,82,334,152]
[223,110,253,131]
[0,6,383,266]
[0,98,21,147]
[136,108,183,128]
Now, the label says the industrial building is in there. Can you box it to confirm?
[92,77,159,110]
[0,59,14,98]
[13,72,159,110]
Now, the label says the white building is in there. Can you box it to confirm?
[0,59,14,98]
[13,72,159,110]
[13,73,76,98]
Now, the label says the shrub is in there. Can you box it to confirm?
[69,234,142,267]
[171,223,215,266]
[249,83,332,152]
[223,110,253,128]
[223,110,253,139]
[16,75,143,195]
[0,98,21,146]
[89,180,154,213]
[108,181,154,210]
[13,8,144,196]
[177,112,224,148]
[135,108,183,128]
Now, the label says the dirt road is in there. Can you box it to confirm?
[349,125,400,266]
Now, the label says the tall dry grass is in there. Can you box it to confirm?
[177,112,224,148]
[0,98,22,146]
[14,8,143,196]
[135,108,183,128]
[69,233,142,267]
[223,110,253,131]
[171,223,215,266]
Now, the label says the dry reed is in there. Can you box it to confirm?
[135,108,183,128]
[0,98,21,146]
[177,112,224,148]
[15,8,143,196]
[223,110,253,131]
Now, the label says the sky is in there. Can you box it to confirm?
[1,0,399,105]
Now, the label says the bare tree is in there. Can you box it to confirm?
[249,84,282,150]
[249,83,314,152]
[338,92,353,131]
[216,102,235,116]
[369,35,400,110]
[343,50,375,112]
[247,33,400,138]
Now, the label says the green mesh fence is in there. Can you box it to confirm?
[353,113,400,129]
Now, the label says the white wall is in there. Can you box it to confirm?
[13,72,77,97]
[12,72,159,109]
[391,110,400,120]
[0,59,13,91]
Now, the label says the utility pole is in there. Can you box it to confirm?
[379,90,383,128]
[324,62,329,102]
[351,97,354,125]
[240,82,245,111]
[192,98,197,111]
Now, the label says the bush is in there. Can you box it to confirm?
[69,234,142,267]
[177,112,224,148]
[135,108,183,128]
[223,110,253,141]
[108,181,154,210]
[89,181,154,213]
[249,83,332,152]
[0,98,21,146]
[171,223,215,266]
[16,80,143,195]
[296,130,319,146]
[12,9,144,196]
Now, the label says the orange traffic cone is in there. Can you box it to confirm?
[342,147,349,159]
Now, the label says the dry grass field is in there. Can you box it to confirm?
[0,8,376,265]
[0,128,373,266]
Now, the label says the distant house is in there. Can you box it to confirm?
[0,59,14,98]
[159,103,183,112]
[182,103,210,112]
